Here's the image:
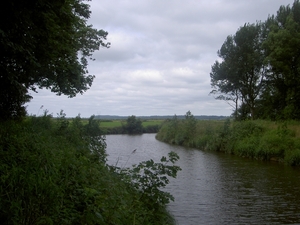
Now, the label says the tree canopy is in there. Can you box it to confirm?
[262,1,300,119]
[0,0,110,120]
[210,0,300,120]
[210,22,266,120]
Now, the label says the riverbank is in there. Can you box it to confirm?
[156,118,300,166]
[0,115,177,224]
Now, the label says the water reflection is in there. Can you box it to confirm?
[105,134,300,225]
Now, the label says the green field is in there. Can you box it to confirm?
[99,120,164,128]
[141,120,164,127]
[99,120,123,128]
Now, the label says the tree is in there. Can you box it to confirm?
[210,57,241,119]
[182,111,197,145]
[123,115,143,134]
[262,0,300,119]
[0,0,110,120]
[210,23,266,120]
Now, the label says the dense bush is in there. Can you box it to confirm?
[156,115,300,166]
[0,113,180,224]
[122,115,143,134]
[103,124,160,134]
[102,122,161,135]
[143,124,161,133]
[157,115,220,148]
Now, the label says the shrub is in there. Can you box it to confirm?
[0,115,179,224]
[117,152,181,224]
[234,135,259,158]
[157,116,300,166]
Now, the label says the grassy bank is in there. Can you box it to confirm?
[0,114,180,224]
[99,119,163,134]
[156,118,300,166]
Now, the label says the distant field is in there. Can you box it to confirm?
[99,120,164,128]
[100,120,164,128]
[63,118,164,128]
[141,120,164,127]
[99,120,123,128]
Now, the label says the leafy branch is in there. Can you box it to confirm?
[119,151,181,206]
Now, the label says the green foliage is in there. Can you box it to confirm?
[183,111,197,145]
[120,152,181,206]
[100,120,162,134]
[210,1,300,120]
[0,115,179,224]
[0,0,110,120]
[157,118,300,166]
[258,1,300,120]
[156,115,180,144]
[143,124,161,133]
[284,147,300,166]
[111,152,181,224]
[210,22,266,120]
[156,111,198,147]
[122,115,143,134]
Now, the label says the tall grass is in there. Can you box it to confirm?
[156,118,300,166]
[0,113,179,224]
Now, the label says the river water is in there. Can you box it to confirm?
[105,133,300,225]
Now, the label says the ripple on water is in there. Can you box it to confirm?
[106,134,300,225]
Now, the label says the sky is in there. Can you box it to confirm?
[26,0,294,117]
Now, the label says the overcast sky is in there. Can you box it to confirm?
[26,0,294,117]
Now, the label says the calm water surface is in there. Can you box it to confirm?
[105,134,300,225]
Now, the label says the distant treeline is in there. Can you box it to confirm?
[95,115,229,120]
[101,116,162,134]
[98,115,229,134]
[103,124,161,135]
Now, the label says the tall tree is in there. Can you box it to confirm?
[210,52,241,118]
[0,0,110,120]
[263,0,300,119]
[210,23,266,119]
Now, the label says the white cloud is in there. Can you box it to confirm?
[26,0,294,117]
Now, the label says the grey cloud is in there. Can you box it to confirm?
[27,0,294,117]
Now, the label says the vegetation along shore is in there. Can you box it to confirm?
[1,0,300,224]
[0,113,181,224]
[156,1,300,167]
[156,111,300,166]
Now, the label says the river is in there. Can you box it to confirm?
[105,133,300,225]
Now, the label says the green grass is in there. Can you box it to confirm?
[98,120,164,128]
[141,120,164,127]
[156,118,300,166]
[99,120,123,128]
[97,120,164,134]
[64,119,164,129]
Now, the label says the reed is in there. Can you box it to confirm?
[156,118,300,166]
